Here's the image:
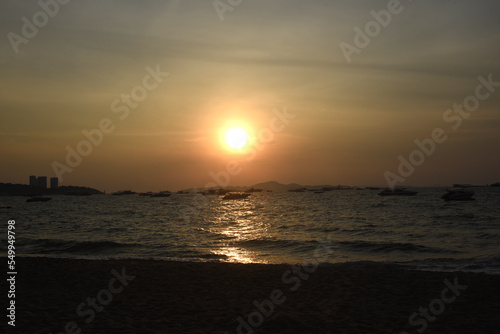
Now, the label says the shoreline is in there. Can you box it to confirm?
[5,257,500,333]
[8,253,500,275]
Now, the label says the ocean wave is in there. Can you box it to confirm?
[337,240,457,254]
[230,237,458,255]
[19,238,140,254]
[237,237,319,251]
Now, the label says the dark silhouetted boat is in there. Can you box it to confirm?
[222,192,251,200]
[332,185,353,190]
[288,188,307,192]
[200,188,229,196]
[378,188,417,196]
[112,190,136,196]
[245,188,263,193]
[441,189,475,201]
[26,196,52,202]
[150,192,171,198]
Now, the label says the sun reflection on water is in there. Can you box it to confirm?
[208,197,271,263]
[212,246,268,264]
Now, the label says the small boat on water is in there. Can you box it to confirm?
[378,188,418,196]
[441,189,475,201]
[112,190,136,196]
[150,192,171,198]
[26,196,52,202]
[222,192,251,200]
[200,188,229,196]
[288,188,307,192]
[245,188,263,193]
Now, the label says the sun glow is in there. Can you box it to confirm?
[225,127,248,149]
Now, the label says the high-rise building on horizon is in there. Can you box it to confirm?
[37,176,47,189]
[29,175,48,188]
[50,177,59,189]
[29,175,37,186]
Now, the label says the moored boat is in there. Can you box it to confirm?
[222,192,251,200]
[245,188,263,193]
[112,190,136,196]
[150,192,171,197]
[288,188,307,192]
[441,189,475,201]
[26,196,52,202]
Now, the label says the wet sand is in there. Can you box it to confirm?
[5,257,500,333]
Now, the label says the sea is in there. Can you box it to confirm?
[1,187,500,274]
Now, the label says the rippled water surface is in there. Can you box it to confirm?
[1,187,500,272]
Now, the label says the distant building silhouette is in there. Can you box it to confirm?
[50,177,59,189]
[29,176,48,189]
[37,176,47,188]
[29,175,37,186]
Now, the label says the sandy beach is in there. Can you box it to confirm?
[4,257,500,333]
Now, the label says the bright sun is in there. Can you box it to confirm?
[225,127,248,149]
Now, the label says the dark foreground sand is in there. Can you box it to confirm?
[3,257,500,333]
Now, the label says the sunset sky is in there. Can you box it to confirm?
[1,0,499,192]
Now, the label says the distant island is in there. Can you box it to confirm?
[2,180,498,196]
[181,181,365,193]
[181,181,500,193]
[0,182,103,196]
[246,181,354,192]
